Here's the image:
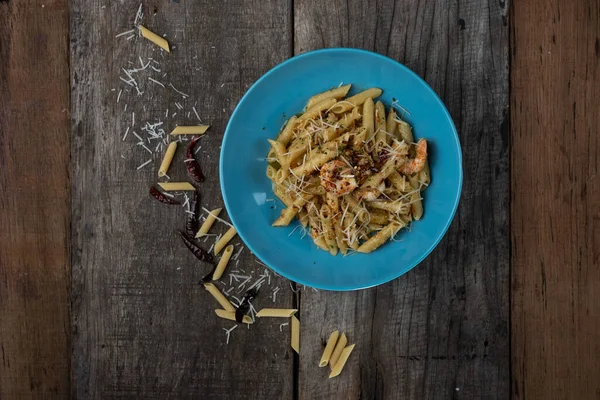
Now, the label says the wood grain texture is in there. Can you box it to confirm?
[70,1,293,398]
[0,0,71,398]
[294,1,510,398]
[511,0,600,399]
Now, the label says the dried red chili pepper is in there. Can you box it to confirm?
[186,190,201,236]
[185,137,205,183]
[150,186,180,205]
[178,231,215,265]
[235,288,258,323]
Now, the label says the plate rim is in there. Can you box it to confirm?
[220,47,463,291]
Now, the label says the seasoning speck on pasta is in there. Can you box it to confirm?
[265,84,430,255]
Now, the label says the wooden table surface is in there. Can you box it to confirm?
[0,0,598,399]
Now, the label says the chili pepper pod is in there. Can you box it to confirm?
[178,230,215,265]
[185,137,205,183]
[150,186,181,205]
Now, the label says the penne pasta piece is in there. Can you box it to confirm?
[397,120,414,143]
[306,84,352,109]
[273,195,313,227]
[215,309,253,324]
[139,25,170,52]
[362,97,375,141]
[256,308,298,318]
[299,98,337,121]
[291,141,339,177]
[291,315,300,354]
[369,209,392,225]
[329,344,356,378]
[277,116,298,146]
[158,182,195,191]
[204,283,235,312]
[418,161,431,190]
[330,88,383,114]
[268,139,288,167]
[298,210,309,227]
[212,244,234,280]
[368,200,411,215]
[374,101,388,147]
[386,108,398,139]
[408,175,424,220]
[313,236,330,252]
[170,125,210,135]
[320,205,338,256]
[357,221,404,253]
[329,333,347,369]
[214,226,237,255]
[196,208,223,237]
[334,223,348,255]
[319,330,340,367]
[158,142,177,177]
[273,185,294,208]
[266,165,278,181]
[388,171,412,192]
[285,135,311,166]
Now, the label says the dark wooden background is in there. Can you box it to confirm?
[0,0,598,399]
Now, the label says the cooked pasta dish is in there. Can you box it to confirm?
[265,84,430,255]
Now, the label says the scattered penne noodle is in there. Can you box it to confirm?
[329,333,347,369]
[291,315,300,354]
[214,226,237,255]
[170,125,210,135]
[139,25,170,52]
[215,309,253,324]
[203,283,235,312]
[196,207,223,237]
[158,142,177,177]
[256,308,298,318]
[212,244,234,280]
[329,344,356,378]
[158,182,195,191]
[319,330,340,367]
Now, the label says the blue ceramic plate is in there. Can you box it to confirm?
[220,48,462,291]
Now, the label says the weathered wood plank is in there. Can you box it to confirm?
[0,0,71,398]
[511,0,600,398]
[294,1,510,398]
[70,1,293,398]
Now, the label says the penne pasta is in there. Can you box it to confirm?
[291,142,339,177]
[139,25,170,52]
[277,116,298,146]
[273,195,313,227]
[329,344,356,378]
[357,221,404,253]
[397,119,414,143]
[212,244,234,280]
[158,142,177,177]
[204,283,235,312]
[215,309,253,324]
[158,182,195,191]
[256,308,298,318]
[170,125,210,135]
[408,175,424,220]
[330,88,383,114]
[362,97,375,141]
[329,333,347,369]
[196,207,223,237]
[291,315,300,354]
[386,108,398,139]
[299,98,337,121]
[306,84,352,109]
[214,226,237,255]
[320,205,338,256]
[319,330,340,367]
[374,100,388,147]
